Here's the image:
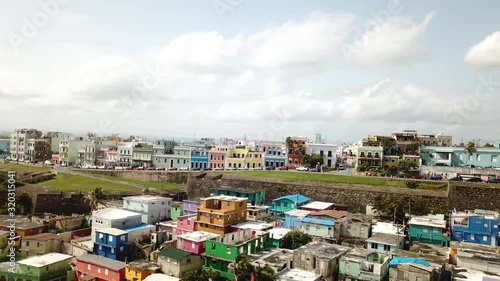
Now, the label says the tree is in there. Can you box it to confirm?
[405,140,421,155]
[398,159,417,172]
[228,253,254,281]
[16,193,33,215]
[464,141,477,165]
[280,230,312,250]
[181,268,225,281]
[0,148,5,155]
[254,264,278,281]
[285,137,293,150]
[380,138,396,155]
[302,154,323,167]
[94,187,104,200]
[484,143,495,148]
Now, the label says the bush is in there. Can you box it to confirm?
[405,181,420,189]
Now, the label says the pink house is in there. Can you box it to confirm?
[176,231,220,255]
[174,215,197,235]
[208,147,228,169]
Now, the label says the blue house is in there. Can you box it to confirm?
[191,147,209,170]
[262,143,287,168]
[94,228,129,261]
[284,209,311,230]
[300,217,336,239]
[451,209,499,246]
[212,186,265,206]
[421,146,500,168]
[271,194,310,215]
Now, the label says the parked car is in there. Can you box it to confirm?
[135,166,145,170]
[179,167,189,171]
[251,167,263,170]
[168,167,178,171]
[337,164,345,170]
[430,175,443,180]
[225,167,236,171]
[147,167,156,170]
[467,177,483,183]
[237,167,249,170]
[156,167,166,171]
[448,176,463,182]
[278,166,289,171]
[213,167,224,171]
[487,178,500,184]
[125,167,133,170]
[296,166,309,171]
[115,166,124,170]
[265,166,275,170]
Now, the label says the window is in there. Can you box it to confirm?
[211,242,216,250]
[25,241,29,246]
[433,228,439,233]
[226,246,231,254]
[105,269,108,275]
[423,228,428,233]
[111,248,115,253]
[109,236,113,242]
[120,246,124,252]
[121,235,125,241]
[483,236,488,242]
[88,264,91,270]
[477,155,481,161]
[97,267,101,273]
[492,155,498,162]
[192,242,195,248]
[384,245,391,251]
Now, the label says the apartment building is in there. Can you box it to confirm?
[196,195,248,235]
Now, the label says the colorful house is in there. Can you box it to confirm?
[409,215,450,247]
[157,247,203,278]
[196,195,248,235]
[212,186,265,206]
[451,209,499,246]
[0,216,44,238]
[176,231,220,255]
[203,229,273,279]
[268,228,291,248]
[76,254,126,281]
[286,136,308,167]
[339,248,390,281]
[246,151,264,169]
[284,209,311,230]
[122,195,172,224]
[271,194,310,215]
[19,232,63,257]
[0,253,72,281]
[261,141,287,168]
[231,221,274,238]
[227,145,249,169]
[182,199,200,216]
[307,210,350,240]
[366,233,405,255]
[94,228,129,261]
[293,242,352,279]
[173,215,197,236]
[170,202,183,220]
[420,146,500,168]
[125,260,160,281]
[191,147,209,170]
[300,217,335,239]
[208,146,228,170]
[247,205,272,221]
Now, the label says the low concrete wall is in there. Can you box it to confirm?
[421,166,500,177]
[74,169,189,184]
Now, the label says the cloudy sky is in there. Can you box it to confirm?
[1,0,500,144]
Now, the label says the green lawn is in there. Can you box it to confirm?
[220,171,447,190]
[43,174,143,192]
[86,173,185,190]
[0,162,51,173]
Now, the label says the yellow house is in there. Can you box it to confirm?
[0,230,20,261]
[246,151,264,169]
[125,260,160,281]
[402,154,421,167]
[227,146,249,168]
[383,155,400,168]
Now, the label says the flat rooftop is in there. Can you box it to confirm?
[93,208,142,220]
[366,233,405,246]
[295,242,352,259]
[144,274,180,281]
[201,195,248,202]
[409,215,446,228]
[18,253,73,267]
[177,231,220,242]
[372,222,404,235]
[123,195,171,202]
[97,228,128,236]
[127,260,160,271]
[23,233,63,241]
[284,209,311,217]
[301,201,334,210]
[232,221,274,231]
[279,268,321,281]
[268,228,291,240]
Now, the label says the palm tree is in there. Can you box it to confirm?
[84,189,107,226]
[464,141,477,166]
[254,264,278,281]
[181,269,222,281]
[228,253,255,281]
[0,148,5,155]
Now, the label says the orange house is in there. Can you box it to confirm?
[196,195,248,235]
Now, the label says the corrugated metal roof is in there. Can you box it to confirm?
[159,247,191,261]
[308,210,350,219]
[301,217,335,226]
[77,254,126,271]
[273,194,310,204]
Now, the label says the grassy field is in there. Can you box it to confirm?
[43,174,143,192]
[221,171,448,190]
[0,162,51,173]
[88,173,186,190]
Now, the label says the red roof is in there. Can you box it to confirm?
[308,210,350,219]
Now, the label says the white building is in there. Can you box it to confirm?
[122,195,173,224]
[307,143,338,168]
[10,128,42,162]
[117,142,134,167]
[91,208,143,243]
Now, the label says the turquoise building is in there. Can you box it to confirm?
[421,146,500,168]
[212,186,265,206]
[409,215,450,247]
[339,249,390,281]
[271,194,310,215]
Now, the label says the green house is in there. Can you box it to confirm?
[339,249,390,281]
[271,194,310,216]
[203,229,273,279]
[171,203,183,220]
[0,252,73,281]
[409,215,450,247]
[212,186,265,206]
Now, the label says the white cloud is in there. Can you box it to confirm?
[248,12,355,69]
[345,11,436,65]
[464,31,500,68]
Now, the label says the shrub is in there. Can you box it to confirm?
[405,181,420,189]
